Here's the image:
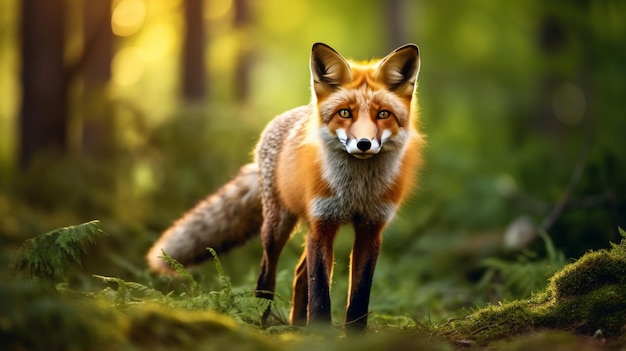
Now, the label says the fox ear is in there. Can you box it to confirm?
[375,44,420,97]
[310,43,353,99]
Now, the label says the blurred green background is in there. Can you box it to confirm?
[1,0,625,322]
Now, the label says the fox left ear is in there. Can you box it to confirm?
[375,44,420,97]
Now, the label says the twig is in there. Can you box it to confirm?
[540,140,592,231]
[471,324,497,336]
[338,311,373,327]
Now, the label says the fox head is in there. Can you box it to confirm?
[310,43,420,159]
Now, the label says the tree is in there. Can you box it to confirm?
[385,0,408,52]
[82,0,114,154]
[233,0,252,102]
[181,0,207,102]
[20,0,67,168]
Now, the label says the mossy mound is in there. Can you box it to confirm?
[0,282,128,350]
[440,238,626,346]
[127,304,276,351]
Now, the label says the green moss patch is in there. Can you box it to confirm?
[439,238,626,346]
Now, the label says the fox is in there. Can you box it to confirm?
[147,42,424,330]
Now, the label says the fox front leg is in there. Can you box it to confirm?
[306,220,339,325]
[345,220,384,330]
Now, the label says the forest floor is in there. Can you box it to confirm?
[2,222,626,350]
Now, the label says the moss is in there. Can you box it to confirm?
[127,304,277,351]
[439,238,626,346]
[549,247,626,300]
[539,239,626,336]
[538,284,626,336]
[446,301,536,342]
[0,282,128,350]
[492,331,605,351]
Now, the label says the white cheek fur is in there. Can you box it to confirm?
[381,129,392,143]
[335,128,348,147]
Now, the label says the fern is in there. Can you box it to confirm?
[150,248,282,327]
[84,246,283,329]
[206,247,289,327]
[159,249,201,296]
[92,275,167,308]
[13,220,106,286]
[208,247,233,305]
[479,231,566,299]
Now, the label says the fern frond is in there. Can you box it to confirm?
[93,274,167,308]
[480,232,566,299]
[159,250,201,296]
[13,220,106,285]
[208,247,233,303]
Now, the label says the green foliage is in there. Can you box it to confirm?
[478,231,566,299]
[93,247,277,328]
[13,220,106,286]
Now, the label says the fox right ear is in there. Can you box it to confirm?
[310,43,353,100]
[375,44,420,98]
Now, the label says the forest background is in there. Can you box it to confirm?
[0,0,625,349]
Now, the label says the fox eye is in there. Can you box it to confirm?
[377,110,391,119]
[338,109,352,118]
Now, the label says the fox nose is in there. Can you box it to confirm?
[356,138,371,151]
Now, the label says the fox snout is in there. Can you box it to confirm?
[335,129,392,159]
[350,137,378,159]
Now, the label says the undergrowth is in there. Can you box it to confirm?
[3,221,626,350]
[478,231,567,299]
[92,249,282,329]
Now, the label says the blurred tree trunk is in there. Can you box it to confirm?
[234,0,252,102]
[181,0,206,102]
[82,0,114,154]
[533,13,566,135]
[386,0,407,51]
[533,1,591,137]
[20,0,67,168]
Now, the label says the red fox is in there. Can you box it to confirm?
[147,43,424,330]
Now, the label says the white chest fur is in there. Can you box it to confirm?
[309,127,406,224]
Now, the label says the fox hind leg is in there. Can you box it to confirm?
[290,250,308,326]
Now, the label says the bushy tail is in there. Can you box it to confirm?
[147,163,263,274]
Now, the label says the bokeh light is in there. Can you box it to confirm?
[111,0,146,37]
[204,0,233,20]
[112,47,145,86]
